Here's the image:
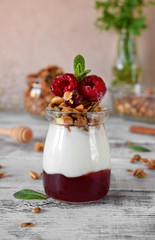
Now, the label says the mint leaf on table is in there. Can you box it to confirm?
[13,189,48,200]
[127,145,150,152]
[73,54,91,82]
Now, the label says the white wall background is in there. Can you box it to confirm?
[0,0,154,110]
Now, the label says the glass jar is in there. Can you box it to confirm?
[25,66,63,117]
[43,107,111,203]
[111,87,155,123]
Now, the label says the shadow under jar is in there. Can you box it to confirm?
[43,107,111,203]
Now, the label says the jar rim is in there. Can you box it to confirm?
[45,106,111,116]
[45,106,111,126]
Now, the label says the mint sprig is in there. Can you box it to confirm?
[13,189,48,200]
[73,54,91,82]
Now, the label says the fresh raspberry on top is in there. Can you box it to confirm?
[78,75,107,101]
[51,73,78,97]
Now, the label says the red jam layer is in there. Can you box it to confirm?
[43,169,111,203]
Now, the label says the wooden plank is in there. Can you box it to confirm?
[0,112,155,240]
[0,189,154,240]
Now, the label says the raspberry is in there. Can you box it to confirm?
[78,75,106,101]
[51,73,78,97]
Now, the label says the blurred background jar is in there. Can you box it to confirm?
[25,66,63,117]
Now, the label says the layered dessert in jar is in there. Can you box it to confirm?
[43,55,111,203]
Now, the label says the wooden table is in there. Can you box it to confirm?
[0,112,155,240]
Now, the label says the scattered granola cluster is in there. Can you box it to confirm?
[20,208,41,227]
[133,169,147,178]
[129,154,155,169]
[21,222,34,228]
[127,154,155,178]
[34,142,45,152]
[32,207,41,213]
[145,159,155,169]
[0,172,6,178]
[25,65,63,117]
[29,171,42,180]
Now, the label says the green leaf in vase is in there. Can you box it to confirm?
[127,145,150,152]
[13,189,48,200]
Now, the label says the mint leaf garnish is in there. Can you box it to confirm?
[73,54,91,82]
[78,69,91,82]
[13,189,48,200]
[127,145,150,152]
[73,55,85,73]
[74,63,82,79]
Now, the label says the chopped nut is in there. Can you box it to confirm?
[32,207,41,213]
[139,158,148,163]
[145,159,155,169]
[149,159,155,165]
[21,222,34,228]
[63,91,73,101]
[65,126,71,132]
[133,168,147,178]
[129,158,135,163]
[35,142,45,152]
[53,106,60,112]
[72,113,83,119]
[75,104,84,111]
[29,171,39,179]
[61,107,73,112]
[0,172,6,178]
[133,154,141,161]
[56,116,73,125]
[74,116,87,126]
[59,102,66,108]
[51,97,63,106]
[83,126,89,131]
[126,169,133,172]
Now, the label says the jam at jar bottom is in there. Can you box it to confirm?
[43,169,111,203]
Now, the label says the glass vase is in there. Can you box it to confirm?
[112,29,141,91]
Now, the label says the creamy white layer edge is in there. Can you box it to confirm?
[43,124,111,177]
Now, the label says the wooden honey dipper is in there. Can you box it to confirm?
[0,126,33,143]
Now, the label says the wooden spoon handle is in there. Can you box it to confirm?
[0,126,33,143]
[0,128,11,136]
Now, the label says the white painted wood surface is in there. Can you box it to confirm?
[0,112,155,240]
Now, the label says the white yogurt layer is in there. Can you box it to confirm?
[43,123,111,177]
